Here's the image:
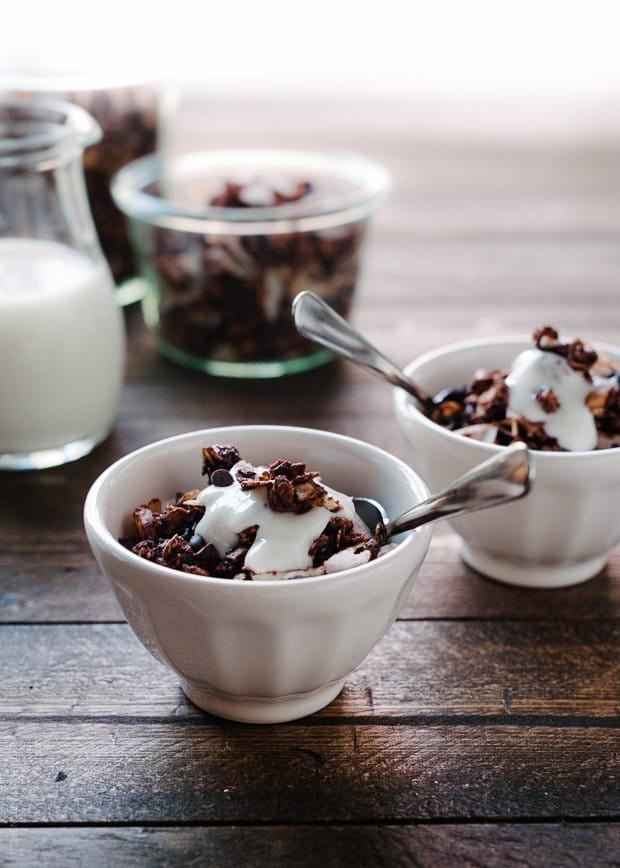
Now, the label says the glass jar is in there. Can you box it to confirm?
[112,148,390,378]
[1,74,161,306]
[0,99,126,470]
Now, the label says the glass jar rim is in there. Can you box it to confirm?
[0,98,101,168]
[112,148,391,235]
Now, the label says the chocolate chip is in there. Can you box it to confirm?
[211,469,234,487]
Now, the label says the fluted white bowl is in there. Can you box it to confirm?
[393,336,620,589]
[84,425,432,723]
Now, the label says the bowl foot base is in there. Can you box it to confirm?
[461,543,606,589]
[181,678,345,724]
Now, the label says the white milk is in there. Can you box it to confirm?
[0,238,125,456]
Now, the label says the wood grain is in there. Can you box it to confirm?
[2,95,620,863]
[2,721,618,823]
[2,622,618,719]
[2,824,620,868]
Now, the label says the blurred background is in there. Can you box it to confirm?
[4,0,620,131]
[3,0,620,342]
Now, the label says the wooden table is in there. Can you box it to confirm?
[2,96,619,866]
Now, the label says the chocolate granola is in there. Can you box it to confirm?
[142,178,366,365]
[121,445,380,579]
[76,84,159,285]
[427,326,620,451]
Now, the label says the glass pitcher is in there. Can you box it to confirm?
[0,99,125,470]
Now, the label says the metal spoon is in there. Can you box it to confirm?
[292,290,434,409]
[354,441,533,545]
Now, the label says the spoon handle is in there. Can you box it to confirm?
[292,291,431,407]
[387,442,533,537]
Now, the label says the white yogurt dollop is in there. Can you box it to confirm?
[505,348,596,451]
[195,464,357,576]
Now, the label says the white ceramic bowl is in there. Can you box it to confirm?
[393,336,620,589]
[84,425,432,723]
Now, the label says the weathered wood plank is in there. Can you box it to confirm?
[2,823,619,868]
[2,95,620,847]
[2,621,618,719]
[1,721,618,823]
[2,526,619,624]
[0,567,121,623]
[404,530,620,620]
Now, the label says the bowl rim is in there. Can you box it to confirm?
[84,425,432,590]
[394,333,620,460]
[111,148,391,235]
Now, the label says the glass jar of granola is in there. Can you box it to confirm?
[112,148,390,378]
[0,70,162,306]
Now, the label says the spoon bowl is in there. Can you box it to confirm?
[354,441,533,544]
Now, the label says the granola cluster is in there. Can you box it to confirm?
[121,445,380,579]
[143,177,364,365]
[209,180,314,208]
[428,326,620,451]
